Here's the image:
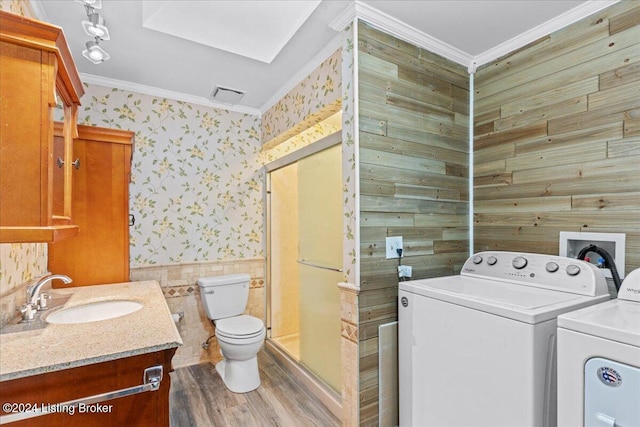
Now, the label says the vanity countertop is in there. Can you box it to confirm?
[0,280,183,381]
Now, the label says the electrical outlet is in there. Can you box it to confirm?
[386,236,403,259]
[398,265,412,278]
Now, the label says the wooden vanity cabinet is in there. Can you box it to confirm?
[49,124,134,287]
[0,11,84,243]
[0,348,176,427]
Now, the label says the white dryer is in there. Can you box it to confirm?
[557,268,640,427]
[398,251,610,427]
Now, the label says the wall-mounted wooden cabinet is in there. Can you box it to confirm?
[49,124,134,287]
[0,11,84,243]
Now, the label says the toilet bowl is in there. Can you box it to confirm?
[197,274,265,393]
[215,315,266,393]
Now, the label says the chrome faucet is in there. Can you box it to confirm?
[28,274,73,307]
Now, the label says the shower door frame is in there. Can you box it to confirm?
[263,130,342,342]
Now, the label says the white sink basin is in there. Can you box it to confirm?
[46,300,143,324]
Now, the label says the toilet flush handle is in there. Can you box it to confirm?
[204,289,215,294]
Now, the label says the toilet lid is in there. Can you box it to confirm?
[216,315,264,338]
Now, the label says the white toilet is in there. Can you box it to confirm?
[197,273,265,393]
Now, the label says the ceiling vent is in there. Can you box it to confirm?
[212,86,246,104]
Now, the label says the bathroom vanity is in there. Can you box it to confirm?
[0,281,182,426]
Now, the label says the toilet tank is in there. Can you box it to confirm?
[197,273,250,320]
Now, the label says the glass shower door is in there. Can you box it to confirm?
[297,144,342,393]
[269,163,300,358]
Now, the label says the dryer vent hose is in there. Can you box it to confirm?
[576,245,622,292]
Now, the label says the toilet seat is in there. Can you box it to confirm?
[215,315,264,340]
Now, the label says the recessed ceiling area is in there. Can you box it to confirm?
[140,0,322,63]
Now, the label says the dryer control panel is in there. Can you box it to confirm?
[461,251,609,297]
[618,268,640,302]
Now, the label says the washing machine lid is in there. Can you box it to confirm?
[215,315,264,337]
[558,299,640,347]
[399,275,609,324]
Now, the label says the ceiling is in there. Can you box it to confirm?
[34,0,613,115]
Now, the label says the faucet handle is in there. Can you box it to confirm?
[19,303,36,322]
[37,293,51,311]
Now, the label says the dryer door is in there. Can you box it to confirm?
[584,357,640,427]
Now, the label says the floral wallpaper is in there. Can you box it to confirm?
[341,22,358,287]
[261,49,342,148]
[0,0,32,16]
[78,84,263,266]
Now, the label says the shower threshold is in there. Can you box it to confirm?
[265,339,341,419]
[271,332,300,360]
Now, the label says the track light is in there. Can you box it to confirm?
[78,1,110,64]
[82,9,110,40]
[75,0,102,9]
[82,40,110,64]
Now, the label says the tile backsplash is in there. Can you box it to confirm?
[0,243,48,327]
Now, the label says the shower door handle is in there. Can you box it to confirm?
[297,259,343,273]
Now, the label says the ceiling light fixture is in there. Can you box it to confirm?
[82,39,110,64]
[81,8,110,40]
[75,0,102,9]
[78,1,111,64]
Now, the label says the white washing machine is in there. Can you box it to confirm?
[398,251,610,427]
[557,268,640,427]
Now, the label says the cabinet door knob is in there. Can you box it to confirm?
[56,158,80,169]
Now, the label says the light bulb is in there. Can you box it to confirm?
[82,41,110,64]
[89,49,103,61]
[81,12,110,40]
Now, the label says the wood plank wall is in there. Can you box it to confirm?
[357,22,470,426]
[474,0,640,274]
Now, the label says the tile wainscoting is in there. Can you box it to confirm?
[339,282,360,426]
[130,258,265,368]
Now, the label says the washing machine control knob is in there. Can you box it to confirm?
[566,264,581,276]
[512,256,528,269]
[487,256,498,266]
[545,262,559,273]
[472,255,483,264]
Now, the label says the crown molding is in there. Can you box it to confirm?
[80,73,261,116]
[40,0,623,110]
[331,0,619,74]
[259,33,342,114]
[473,0,620,70]
[351,1,472,68]
[329,1,357,32]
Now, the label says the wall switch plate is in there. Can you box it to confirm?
[398,265,412,278]
[386,236,403,259]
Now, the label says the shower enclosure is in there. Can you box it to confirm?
[265,133,342,395]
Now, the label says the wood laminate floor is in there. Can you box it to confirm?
[169,348,340,427]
